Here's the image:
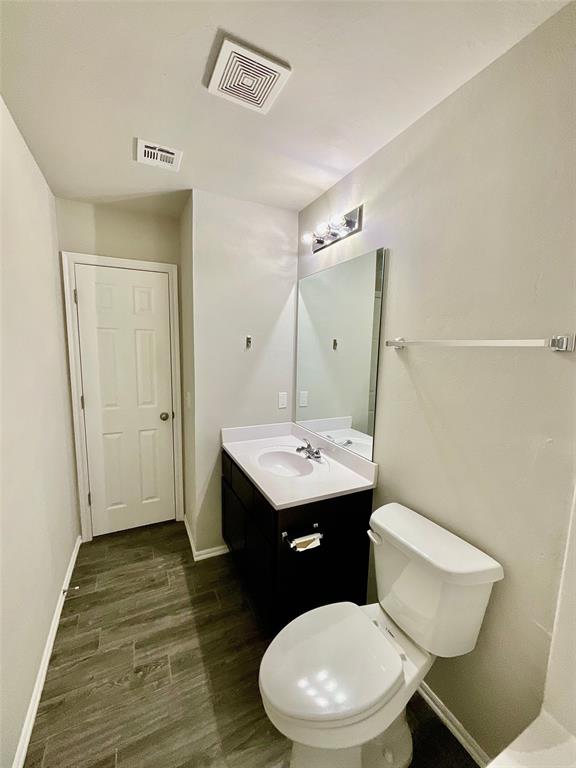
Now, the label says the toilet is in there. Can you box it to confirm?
[259,503,504,768]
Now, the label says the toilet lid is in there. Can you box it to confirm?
[259,602,404,722]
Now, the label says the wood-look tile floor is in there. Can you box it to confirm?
[25,522,477,768]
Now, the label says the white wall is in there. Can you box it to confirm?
[189,189,297,551]
[55,198,180,264]
[298,6,576,757]
[296,252,376,432]
[0,98,80,767]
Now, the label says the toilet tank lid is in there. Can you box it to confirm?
[370,504,504,586]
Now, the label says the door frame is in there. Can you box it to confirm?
[62,251,184,541]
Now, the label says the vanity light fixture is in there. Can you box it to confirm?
[302,204,363,253]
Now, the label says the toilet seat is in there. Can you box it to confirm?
[259,602,404,724]
[259,602,434,750]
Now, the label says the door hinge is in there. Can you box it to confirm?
[73,288,78,304]
[88,492,92,507]
[80,394,85,410]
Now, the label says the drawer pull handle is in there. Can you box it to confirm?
[285,532,323,552]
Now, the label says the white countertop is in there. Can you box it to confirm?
[221,422,378,511]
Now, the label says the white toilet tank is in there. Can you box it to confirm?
[370,504,504,657]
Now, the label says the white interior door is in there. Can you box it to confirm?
[75,264,176,535]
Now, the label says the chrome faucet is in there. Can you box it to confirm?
[326,435,353,448]
[296,439,322,461]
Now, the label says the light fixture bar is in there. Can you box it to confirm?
[305,204,363,253]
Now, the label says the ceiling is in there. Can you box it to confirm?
[0,1,565,216]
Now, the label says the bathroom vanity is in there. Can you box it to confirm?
[221,250,385,632]
[221,424,377,632]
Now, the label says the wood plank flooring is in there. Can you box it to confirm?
[24,522,477,768]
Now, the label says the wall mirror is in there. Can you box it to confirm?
[295,249,386,460]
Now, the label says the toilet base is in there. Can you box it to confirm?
[289,711,413,768]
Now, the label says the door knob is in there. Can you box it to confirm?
[160,412,170,421]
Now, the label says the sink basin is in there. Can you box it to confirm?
[257,450,314,478]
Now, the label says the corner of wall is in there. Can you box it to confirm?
[178,193,196,535]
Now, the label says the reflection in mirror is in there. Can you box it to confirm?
[295,249,386,460]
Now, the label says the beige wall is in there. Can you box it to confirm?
[544,485,576,735]
[298,6,576,757]
[179,194,196,537]
[190,189,298,551]
[55,198,180,264]
[1,98,80,767]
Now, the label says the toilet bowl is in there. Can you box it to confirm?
[259,503,504,768]
[260,601,433,768]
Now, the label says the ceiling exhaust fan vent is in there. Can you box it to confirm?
[208,39,291,114]
[136,139,183,172]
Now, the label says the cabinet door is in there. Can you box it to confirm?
[319,501,371,606]
[276,493,372,625]
[245,513,275,613]
[222,479,246,562]
[278,527,331,624]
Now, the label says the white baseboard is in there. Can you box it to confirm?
[12,535,82,768]
[419,682,490,767]
[183,516,229,562]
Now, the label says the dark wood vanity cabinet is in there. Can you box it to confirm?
[221,450,373,633]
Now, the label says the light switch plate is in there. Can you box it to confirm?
[299,390,309,407]
[278,391,288,409]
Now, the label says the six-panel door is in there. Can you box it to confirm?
[75,264,176,535]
